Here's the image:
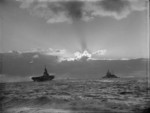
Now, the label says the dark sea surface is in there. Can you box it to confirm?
[0,78,150,113]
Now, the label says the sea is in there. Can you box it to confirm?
[0,78,150,113]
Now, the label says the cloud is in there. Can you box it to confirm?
[91,0,147,19]
[26,48,66,62]
[0,0,6,4]
[92,49,107,55]
[16,0,147,23]
[17,48,66,56]
[61,49,107,61]
[120,58,130,60]
[89,0,131,19]
[33,54,39,58]
[7,48,66,63]
[59,50,92,62]
[44,48,66,55]
[74,50,92,59]
[8,50,22,55]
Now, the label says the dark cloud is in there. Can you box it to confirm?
[15,0,147,51]
[44,1,84,22]
[0,0,7,5]
[99,0,131,14]
[65,1,84,21]
[0,0,6,4]
[16,0,146,23]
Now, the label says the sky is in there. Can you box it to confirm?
[0,0,149,60]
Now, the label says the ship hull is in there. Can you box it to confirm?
[32,76,54,82]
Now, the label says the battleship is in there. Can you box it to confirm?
[31,67,55,82]
[103,70,118,78]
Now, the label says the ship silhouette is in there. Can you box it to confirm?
[103,70,118,78]
[31,67,55,82]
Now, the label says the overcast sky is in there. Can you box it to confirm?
[0,0,149,60]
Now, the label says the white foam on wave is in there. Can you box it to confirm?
[99,79,114,82]
[7,107,72,113]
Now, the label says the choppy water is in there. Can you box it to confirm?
[0,78,150,113]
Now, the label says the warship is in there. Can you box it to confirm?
[103,70,118,78]
[31,67,55,82]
